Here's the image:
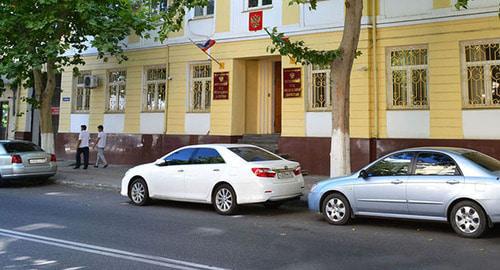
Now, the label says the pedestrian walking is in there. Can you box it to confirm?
[74,125,89,169]
[93,125,108,168]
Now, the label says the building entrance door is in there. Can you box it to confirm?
[273,62,282,134]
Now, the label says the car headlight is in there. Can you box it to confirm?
[310,183,319,192]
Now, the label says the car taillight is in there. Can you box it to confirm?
[50,154,57,162]
[11,155,22,164]
[252,168,276,178]
[293,166,302,176]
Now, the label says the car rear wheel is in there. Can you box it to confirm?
[450,201,487,238]
[129,178,150,206]
[322,193,351,225]
[213,184,237,215]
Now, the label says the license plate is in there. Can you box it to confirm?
[277,171,294,179]
[29,158,47,164]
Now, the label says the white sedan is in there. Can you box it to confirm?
[121,144,305,215]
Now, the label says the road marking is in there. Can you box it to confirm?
[15,223,66,232]
[0,229,229,270]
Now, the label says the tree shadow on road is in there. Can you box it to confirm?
[341,216,500,239]
[142,197,311,217]
[0,177,57,189]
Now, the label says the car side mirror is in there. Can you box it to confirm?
[359,170,368,179]
[155,159,167,166]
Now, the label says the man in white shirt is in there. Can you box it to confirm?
[93,125,108,168]
[74,125,90,169]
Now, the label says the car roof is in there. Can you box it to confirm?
[401,147,476,155]
[182,144,262,149]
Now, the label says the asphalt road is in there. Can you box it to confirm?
[1,181,500,270]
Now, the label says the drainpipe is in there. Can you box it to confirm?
[371,0,379,161]
[165,45,170,135]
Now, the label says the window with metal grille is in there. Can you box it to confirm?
[73,72,91,112]
[107,70,127,112]
[308,64,332,111]
[194,0,214,17]
[462,40,500,108]
[143,66,167,112]
[189,63,211,113]
[387,46,429,109]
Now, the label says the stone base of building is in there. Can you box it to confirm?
[15,132,500,176]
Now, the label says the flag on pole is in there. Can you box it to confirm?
[196,39,216,52]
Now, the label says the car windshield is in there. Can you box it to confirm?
[461,151,500,172]
[228,147,281,162]
[3,142,42,153]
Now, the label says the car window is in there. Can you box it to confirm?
[414,152,460,176]
[228,147,281,162]
[164,148,195,165]
[190,148,225,164]
[3,142,42,153]
[366,152,414,177]
[461,151,500,172]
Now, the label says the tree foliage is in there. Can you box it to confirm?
[0,0,155,97]
[265,28,343,66]
[265,1,362,67]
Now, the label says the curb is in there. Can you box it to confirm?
[55,179,120,192]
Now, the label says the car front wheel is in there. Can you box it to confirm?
[450,201,487,238]
[213,184,237,215]
[322,193,351,225]
[129,178,150,206]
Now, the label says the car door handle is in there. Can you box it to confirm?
[391,180,403,184]
[213,169,220,172]
[447,180,460,185]
[177,169,184,173]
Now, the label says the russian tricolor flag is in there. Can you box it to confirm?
[196,39,216,52]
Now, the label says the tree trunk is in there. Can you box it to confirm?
[33,60,56,154]
[330,0,363,177]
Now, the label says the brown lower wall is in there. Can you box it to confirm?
[15,132,500,175]
[279,137,500,175]
[51,133,241,166]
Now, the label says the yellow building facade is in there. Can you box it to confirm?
[14,0,500,175]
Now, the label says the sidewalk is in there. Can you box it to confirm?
[54,161,329,194]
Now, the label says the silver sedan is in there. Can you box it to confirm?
[308,147,500,238]
[0,140,57,180]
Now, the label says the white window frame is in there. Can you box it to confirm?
[106,69,127,113]
[188,62,212,113]
[72,71,91,113]
[307,65,332,111]
[246,0,273,10]
[386,45,429,110]
[194,0,214,18]
[461,39,500,108]
[143,65,167,112]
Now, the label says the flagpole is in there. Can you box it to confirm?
[188,38,224,69]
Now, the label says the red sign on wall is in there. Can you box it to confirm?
[51,107,60,115]
[249,10,263,32]
[283,68,302,98]
[213,72,229,100]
